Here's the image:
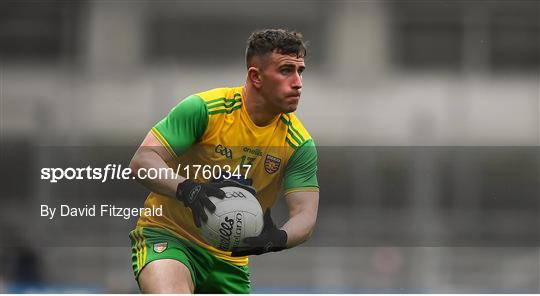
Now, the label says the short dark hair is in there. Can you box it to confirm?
[246,29,307,68]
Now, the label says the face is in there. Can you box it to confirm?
[257,52,305,113]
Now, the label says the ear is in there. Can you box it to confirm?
[247,67,262,88]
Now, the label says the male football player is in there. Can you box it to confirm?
[129,29,319,293]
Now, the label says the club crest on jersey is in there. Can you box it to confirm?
[153,242,168,253]
[264,155,281,174]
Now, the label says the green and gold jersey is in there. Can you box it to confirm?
[136,86,318,266]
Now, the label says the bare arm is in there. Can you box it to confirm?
[129,131,186,198]
[281,191,319,248]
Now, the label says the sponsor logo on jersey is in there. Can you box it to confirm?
[264,154,281,174]
[153,242,168,253]
[215,144,233,159]
[242,147,263,157]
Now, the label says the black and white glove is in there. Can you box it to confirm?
[231,209,288,257]
[213,179,257,196]
[176,179,225,227]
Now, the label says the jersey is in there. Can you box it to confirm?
[136,86,319,266]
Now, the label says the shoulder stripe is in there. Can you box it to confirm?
[280,115,306,145]
[195,87,240,102]
[208,104,242,115]
[285,137,298,149]
[286,130,302,147]
[280,115,288,125]
[283,114,306,142]
[205,97,225,104]
[201,92,241,105]
[207,99,241,110]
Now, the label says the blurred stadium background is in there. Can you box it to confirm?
[1,0,539,293]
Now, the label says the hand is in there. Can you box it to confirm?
[231,209,288,257]
[176,179,225,227]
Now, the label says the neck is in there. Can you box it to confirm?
[243,84,280,126]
